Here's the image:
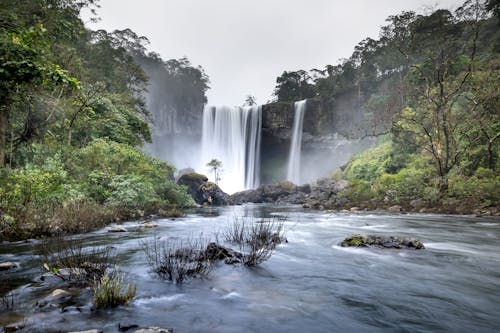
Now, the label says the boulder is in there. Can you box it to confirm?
[231,181,311,204]
[204,243,242,264]
[341,234,425,249]
[177,173,231,205]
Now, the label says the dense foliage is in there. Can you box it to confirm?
[274,0,499,211]
[0,0,201,240]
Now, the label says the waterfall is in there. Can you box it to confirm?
[286,100,307,185]
[201,105,262,194]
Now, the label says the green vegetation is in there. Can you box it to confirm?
[0,1,202,241]
[93,271,136,308]
[275,0,499,212]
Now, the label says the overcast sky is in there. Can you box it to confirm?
[83,0,465,106]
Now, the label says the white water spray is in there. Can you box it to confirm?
[201,105,261,194]
[287,100,307,185]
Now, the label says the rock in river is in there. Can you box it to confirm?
[341,234,425,249]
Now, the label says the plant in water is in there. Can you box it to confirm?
[223,217,286,266]
[93,270,136,308]
[0,291,15,311]
[142,236,213,284]
[37,237,116,286]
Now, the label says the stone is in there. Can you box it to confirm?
[108,226,127,232]
[36,289,72,308]
[204,243,242,262]
[341,234,425,250]
[4,322,25,333]
[388,205,403,212]
[0,261,19,271]
[119,322,140,331]
[142,222,158,228]
[134,328,173,333]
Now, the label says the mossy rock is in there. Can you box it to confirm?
[341,234,424,249]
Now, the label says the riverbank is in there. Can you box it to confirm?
[230,179,500,216]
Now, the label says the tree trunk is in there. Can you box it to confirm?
[0,106,7,167]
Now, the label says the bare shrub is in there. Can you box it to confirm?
[93,270,136,308]
[37,237,116,286]
[0,291,15,311]
[142,236,213,284]
[223,218,286,266]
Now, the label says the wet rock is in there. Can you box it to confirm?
[141,222,158,228]
[3,321,25,333]
[388,205,403,212]
[108,226,127,233]
[67,330,103,333]
[36,289,72,308]
[0,261,19,271]
[119,322,140,331]
[204,243,242,263]
[231,181,312,204]
[134,327,173,333]
[341,234,425,250]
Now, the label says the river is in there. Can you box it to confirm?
[1,204,499,332]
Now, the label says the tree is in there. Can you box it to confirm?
[206,159,222,185]
[273,70,317,101]
[393,3,489,192]
[243,95,257,107]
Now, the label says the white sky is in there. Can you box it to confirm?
[82,0,465,106]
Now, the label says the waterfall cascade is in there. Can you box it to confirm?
[201,105,262,194]
[286,100,307,185]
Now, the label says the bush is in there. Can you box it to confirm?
[449,167,500,206]
[223,218,286,267]
[93,271,136,308]
[37,237,116,286]
[142,237,213,284]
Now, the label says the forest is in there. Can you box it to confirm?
[273,0,499,213]
[0,0,208,241]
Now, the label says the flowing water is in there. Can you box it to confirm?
[201,105,262,193]
[287,100,307,185]
[1,205,500,332]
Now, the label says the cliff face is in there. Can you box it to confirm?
[259,92,377,184]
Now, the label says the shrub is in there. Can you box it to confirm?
[37,237,116,286]
[223,218,286,267]
[93,271,136,308]
[142,237,213,284]
[448,167,500,206]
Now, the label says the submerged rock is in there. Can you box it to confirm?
[341,234,425,249]
[36,289,72,309]
[134,328,173,333]
[119,322,139,331]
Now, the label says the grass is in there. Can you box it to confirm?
[93,271,136,308]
